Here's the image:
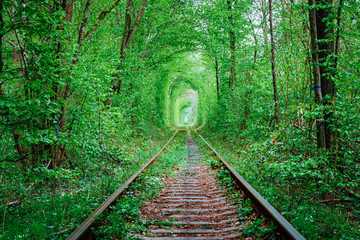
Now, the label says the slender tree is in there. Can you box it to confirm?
[0,0,4,97]
[309,0,325,149]
[113,0,148,94]
[269,0,280,126]
[215,55,220,100]
[227,0,236,88]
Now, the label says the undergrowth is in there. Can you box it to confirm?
[194,128,360,240]
[0,131,175,239]
[210,156,278,239]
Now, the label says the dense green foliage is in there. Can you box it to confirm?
[0,0,359,239]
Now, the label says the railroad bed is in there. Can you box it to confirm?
[136,135,242,239]
[66,130,305,240]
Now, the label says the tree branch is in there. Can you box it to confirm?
[147,49,192,68]
[77,0,92,48]
[84,0,122,39]
[319,199,353,204]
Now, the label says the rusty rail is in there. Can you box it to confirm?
[192,128,306,240]
[66,130,178,240]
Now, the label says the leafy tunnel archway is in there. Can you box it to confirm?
[163,52,217,128]
[174,89,198,126]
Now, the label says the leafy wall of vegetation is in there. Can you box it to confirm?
[0,0,359,239]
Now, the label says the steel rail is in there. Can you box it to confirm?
[66,130,178,240]
[192,129,306,240]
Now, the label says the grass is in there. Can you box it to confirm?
[0,131,184,239]
[193,131,360,240]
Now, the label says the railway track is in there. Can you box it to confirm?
[66,130,305,240]
[136,135,242,239]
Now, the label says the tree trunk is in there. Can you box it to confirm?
[1,1,27,159]
[63,0,73,22]
[121,0,134,61]
[309,0,336,150]
[227,0,236,88]
[0,0,4,87]
[215,55,220,100]
[334,0,344,68]
[308,0,326,149]
[76,0,92,51]
[269,0,280,126]
[261,0,268,51]
[115,0,148,93]
[121,0,148,61]
[318,0,335,150]
[51,0,76,167]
